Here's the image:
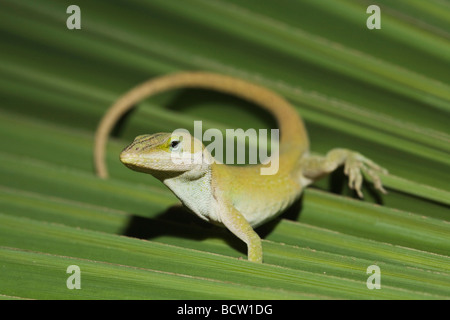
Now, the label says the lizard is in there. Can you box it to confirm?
[94,71,387,263]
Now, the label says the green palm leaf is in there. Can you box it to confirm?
[0,0,448,299]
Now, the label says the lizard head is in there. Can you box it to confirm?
[120,131,212,177]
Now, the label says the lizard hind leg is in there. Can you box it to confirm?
[302,148,388,198]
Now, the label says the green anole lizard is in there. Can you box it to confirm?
[94,72,387,263]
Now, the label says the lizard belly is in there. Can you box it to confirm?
[225,166,303,228]
[235,189,299,227]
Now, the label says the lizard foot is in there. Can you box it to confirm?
[343,152,388,198]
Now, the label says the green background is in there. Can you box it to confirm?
[0,0,449,299]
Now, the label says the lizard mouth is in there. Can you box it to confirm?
[119,151,140,168]
[119,148,149,166]
[119,151,155,174]
[119,152,134,165]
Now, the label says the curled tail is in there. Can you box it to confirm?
[94,72,309,178]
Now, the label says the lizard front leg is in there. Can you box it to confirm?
[214,195,263,263]
[301,148,388,198]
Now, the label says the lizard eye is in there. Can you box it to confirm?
[169,139,181,151]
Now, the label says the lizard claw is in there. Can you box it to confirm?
[344,153,388,198]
